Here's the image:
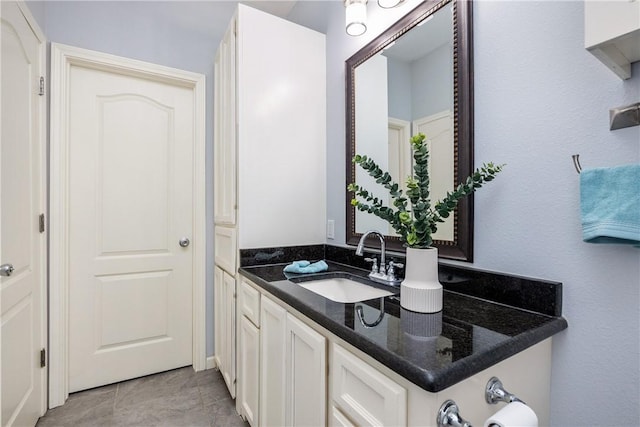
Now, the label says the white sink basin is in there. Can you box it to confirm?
[296,277,393,303]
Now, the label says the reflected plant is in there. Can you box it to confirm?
[348,133,504,248]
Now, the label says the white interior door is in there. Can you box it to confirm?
[1,2,46,426]
[61,47,198,393]
[387,118,411,236]
[413,111,454,242]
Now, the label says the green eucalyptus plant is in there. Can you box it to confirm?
[348,133,504,249]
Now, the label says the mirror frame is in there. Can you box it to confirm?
[345,0,474,261]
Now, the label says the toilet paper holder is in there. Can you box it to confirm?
[437,377,528,427]
[485,377,525,405]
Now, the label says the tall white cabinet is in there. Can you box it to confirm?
[212,3,327,415]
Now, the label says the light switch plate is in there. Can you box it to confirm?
[327,220,335,239]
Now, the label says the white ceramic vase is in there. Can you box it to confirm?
[400,247,443,313]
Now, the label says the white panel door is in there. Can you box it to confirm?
[0,2,46,426]
[66,55,195,392]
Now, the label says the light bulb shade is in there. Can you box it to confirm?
[345,0,367,36]
[377,0,404,8]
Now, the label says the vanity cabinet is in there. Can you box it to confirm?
[237,282,328,427]
[239,272,555,427]
[212,2,326,399]
[585,0,640,79]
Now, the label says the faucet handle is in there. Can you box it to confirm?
[364,257,378,274]
[387,261,404,281]
[388,260,404,270]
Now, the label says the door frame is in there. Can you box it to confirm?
[0,0,48,419]
[49,43,206,408]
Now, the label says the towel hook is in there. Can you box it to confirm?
[572,154,582,174]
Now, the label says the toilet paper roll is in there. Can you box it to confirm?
[484,402,538,427]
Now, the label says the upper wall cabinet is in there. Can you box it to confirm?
[585,0,640,79]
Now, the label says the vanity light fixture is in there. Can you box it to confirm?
[377,0,404,8]
[345,0,367,36]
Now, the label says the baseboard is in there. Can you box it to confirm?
[206,356,217,370]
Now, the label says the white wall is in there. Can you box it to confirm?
[323,1,640,425]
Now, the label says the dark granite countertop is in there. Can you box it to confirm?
[238,247,568,393]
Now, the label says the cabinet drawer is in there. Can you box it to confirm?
[214,225,237,274]
[331,344,407,427]
[239,278,260,327]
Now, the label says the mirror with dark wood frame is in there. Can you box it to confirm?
[345,0,473,261]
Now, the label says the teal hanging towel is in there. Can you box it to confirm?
[580,164,640,247]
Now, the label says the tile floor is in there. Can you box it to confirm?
[36,367,248,427]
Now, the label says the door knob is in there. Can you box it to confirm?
[179,238,190,248]
[0,263,15,277]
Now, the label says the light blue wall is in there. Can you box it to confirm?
[387,58,412,120]
[387,43,452,123]
[411,43,452,120]
[322,1,640,425]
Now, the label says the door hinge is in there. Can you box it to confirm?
[40,348,46,368]
[39,213,45,233]
[39,76,45,96]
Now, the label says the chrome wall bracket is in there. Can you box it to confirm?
[610,102,640,131]
[485,377,524,405]
[437,400,473,427]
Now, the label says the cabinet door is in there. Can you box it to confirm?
[260,296,287,427]
[215,269,236,398]
[331,344,406,426]
[286,314,327,427]
[330,406,355,427]
[239,316,259,426]
[213,17,237,225]
[213,266,226,374]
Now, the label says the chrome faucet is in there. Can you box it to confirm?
[356,230,386,273]
[356,230,403,286]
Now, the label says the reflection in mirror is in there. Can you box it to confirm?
[346,0,474,261]
[355,3,454,241]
